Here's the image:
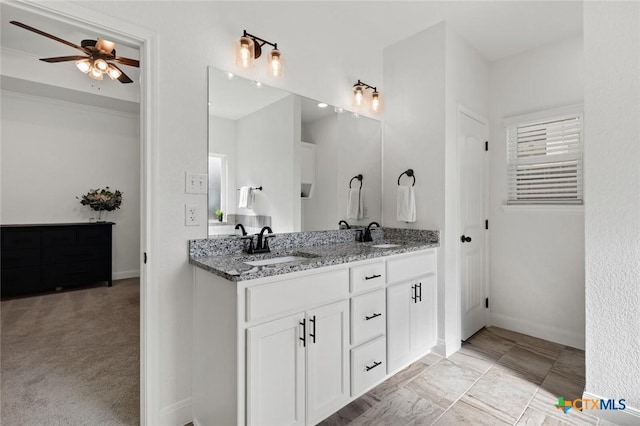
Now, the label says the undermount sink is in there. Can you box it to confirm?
[243,255,313,267]
[371,243,402,248]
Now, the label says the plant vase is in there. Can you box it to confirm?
[96,209,106,223]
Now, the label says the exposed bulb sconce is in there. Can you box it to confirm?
[352,79,383,113]
[236,30,283,78]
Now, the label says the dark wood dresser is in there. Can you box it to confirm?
[1,222,114,298]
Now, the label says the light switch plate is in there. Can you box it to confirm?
[185,172,207,194]
[185,204,199,226]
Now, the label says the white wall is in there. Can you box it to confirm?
[1,91,140,278]
[236,95,300,233]
[488,36,585,349]
[383,22,489,356]
[584,2,640,420]
[302,114,382,231]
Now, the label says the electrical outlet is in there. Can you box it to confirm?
[185,204,199,226]
[185,172,207,194]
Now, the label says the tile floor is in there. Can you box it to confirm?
[318,327,603,426]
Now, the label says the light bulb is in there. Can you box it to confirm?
[75,59,91,73]
[89,67,104,80]
[236,36,255,68]
[268,49,283,78]
[107,65,122,80]
[94,58,109,72]
[371,91,382,113]
[353,85,365,108]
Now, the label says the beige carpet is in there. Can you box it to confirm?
[1,278,140,425]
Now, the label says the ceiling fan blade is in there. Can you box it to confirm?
[40,55,88,63]
[109,63,134,84]
[10,21,91,55]
[113,56,140,68]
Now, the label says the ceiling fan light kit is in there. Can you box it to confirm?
[9,20,139,84]
[236,30,283,78]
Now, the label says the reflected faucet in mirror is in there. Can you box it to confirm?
[235,223,247,236]
[338,220,350,229]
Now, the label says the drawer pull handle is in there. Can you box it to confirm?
[364,274,381,280]
[365,313,382,321]
[365,361,382,372]
[309,315,316,344]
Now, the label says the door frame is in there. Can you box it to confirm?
[12,1,160,424]
[456,104,490,341]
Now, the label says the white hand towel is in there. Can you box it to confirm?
[347,188,363,220]
[397,185,416,222]
[238,186,253,209]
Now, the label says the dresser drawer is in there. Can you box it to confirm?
[43,261,110,286]
[351,290,385,345]
[42,245,110,265]
[1,267,42,296]
[42,229,77,247]
[351,336,386,396]
[1,230,40,249]
[246,269,349,322]
[350,261,385,294]
[78,227,111,245]
[1,248,41,268]
[386,250,436,283]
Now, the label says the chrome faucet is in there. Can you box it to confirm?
[250,226,274,254]
[363,221,380,242]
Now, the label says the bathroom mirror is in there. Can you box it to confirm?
[208,66,381,236]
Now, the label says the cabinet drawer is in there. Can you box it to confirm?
[42,229,77,247]
[246,269,349,322]
[78,227,110,245]
[350,261,385,294]
[351,336,386,396]
[43,261,110,286]
[1,248,41,268]
[2,230,40,249]
[42,245,110,265]
[386,250,436,283]
[351,290,385,345]
[1,267,42,296]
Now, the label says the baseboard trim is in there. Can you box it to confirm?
[582,392,640,425]
[113,270,140,280]
[490,312,585,350]
[159,397,192,426]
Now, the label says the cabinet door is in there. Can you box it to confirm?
[306,300,349,425]
[247,313,306,426]
[386,282,413,372]
[411,274,437,356]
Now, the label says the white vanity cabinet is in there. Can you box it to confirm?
[246,300,349,426]
[386,251,438,373]
[192,247,438,426]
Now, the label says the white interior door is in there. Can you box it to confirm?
[459,110,489,341]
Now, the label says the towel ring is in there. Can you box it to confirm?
[397,169,416,186]
[349,174,363,189]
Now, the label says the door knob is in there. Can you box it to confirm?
[460,235,472,243]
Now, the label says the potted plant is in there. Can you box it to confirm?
[78,187,123,222]
[215,209,224,222]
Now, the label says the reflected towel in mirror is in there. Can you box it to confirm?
[238,186,254,209]
[397,185,416,222]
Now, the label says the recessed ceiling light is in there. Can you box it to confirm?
[252,80,263,88]
[334,107,344,114]
[226,72,235,79]
[352,112,360,118]
[317,102,328,108]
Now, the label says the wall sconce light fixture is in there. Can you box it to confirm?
[352,79,383,113]
[236,30,283,78]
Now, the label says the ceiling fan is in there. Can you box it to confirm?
[10,21,139,84]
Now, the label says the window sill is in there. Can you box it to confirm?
[501,204,584,215]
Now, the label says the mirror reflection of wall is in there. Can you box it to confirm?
[207,66,381,237]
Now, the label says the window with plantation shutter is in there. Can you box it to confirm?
[506,111,583,205]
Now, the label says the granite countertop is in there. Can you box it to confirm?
[189,238,439,282]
